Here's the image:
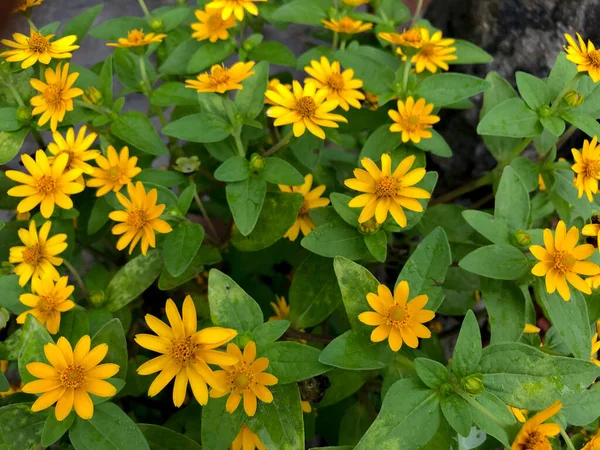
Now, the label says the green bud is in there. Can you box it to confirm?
[167,206,183,217]
[90,291,106,307]
[82,86,103,106]
[462,374,484,396]
[564,90,584,108]
[515,229,531,247]
[150,18,164,31]
[16,106,31,122]
[242,41,254,52]
[237,332,253,348]
[250,153,266,171]
[358,217,381,235]
[393,82,403,93]
[173,156,201,174]
[538,105,552,118]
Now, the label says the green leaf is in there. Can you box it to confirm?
[187,40,236,74]
[248,41,296,67]
[62,4,104,43]
[364,230,387,263]
[329,193,359,227]
[271,0,328,25]
[414,130,452,157]
[158,246,222,291]
[495,166,530,230]
[414,358,448,389]
[111,112,169,156]
[226,176,267,236]
[414,73,489,108]
[0,274,27,315]
[335,46,396,95]
[156,7,192,31]
[18,315,54,384]
[440,394,471,437]
[319,329,393,370]
[515,72,550,110]
[468,398,510,446]
[177,183,196,215]
[260,157,304,186]
[214,156,251,182]
[0,107,22,132]
[452,310,482,377]
[560,389,600,426]
[459,245,529,280]
[0,128,28,165]
[338,402,374,447]
[88,197,112,235]
[462,210,511,245]
[234,60,269,120]
[481,279,525,344]
[201,396,246,450]
[561,110,600,139]
[252,320,290,346]
[540,116,565,136]
[56,309,90,344]
[163,222,205,277]
[136,169,186,187]
[158,38,202,75]
[91,319,127,380]
[162,113,231,143]
[379,0,410,22]
[359,124,403,161]
[302,215,370,260]
[0,372,8,392]
[98,55,114,107]
[450,40,493,65]
[258,342,330,384]
[139,424,202,450]
[477,98,542,138]
[319,369,368,408]
[150,82,197,107]
[42,411,75,447]
[90,16,148,41]
[547,52,578,99]
[0,403,48,450]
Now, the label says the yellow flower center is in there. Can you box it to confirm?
[327,73,345,91]
[376,176,400,198]
[296,96,317,118]
[401,29,423,47]
[126,210,147,230]
[552,250,576,274]
[298,200,311,215]
[59,365,85,389]
[386,304,410,327]
[207,13,225,29]
[128,29,145,44]
[583,159,600,179]
[28,32,50,54]
[37,295,58,313]
[108,166,123,182]
[418,45,435,58]
[234,373,250,388]
[400,114,423,133]
[22,244,42,266]
[338,18,356,33]
[589,50,600,67]
[43,84,63,108]
[520,430,547,449]
[36,175,56,194]
[210,67,231,85]
[170,336,197,366]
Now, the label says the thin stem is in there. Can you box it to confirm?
[410,0,425,26]
[332,32,339,50]
[430,172,493,205]
[340,39,347,51]
[138,54,152,94]
[471,192,494,210]
[263,130,293,157]
[454,387,507,429]
[6,82,25,107]
[238,17,245,44]
[74,99,113,116]
[234,132,245,157]
[550,73,582,113]
[63,259,88,299]
[506,137,533,162]
[192,182,220,243]
[560,429,576,450]
[26,17,38,31]
[31,129,46,149]
[401,60,412,93]
[557,125,577,150]
[137,0,153,22]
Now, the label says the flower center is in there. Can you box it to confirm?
[296,96,317,118]
[299,200,311,215]
[552,250,576,274]
[22,244,42,266]
[37,295,58,313]
[28,32,50,54]
[170,337,197,366]
[235,373,250,388]
[400,114,423,133]
[589,50,600,67]
[386,305,409,327]
[376,176,400,198]
[520,430,547,449]
[43,84,63,108]
[583,159,600,178]
[401,29,423,47]
[108,166,123,182]
[59,365,85,389]
[128,29,145,44]
[210,67,231,85]
[338,18,355,33]
[418,45,435,58]
[207,13,225,29]
[126,210,147,230]
[327,73,345,91]
[36,175,56,194]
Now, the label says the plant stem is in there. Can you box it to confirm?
[411,0,425,26]
[332,32,339,50]
[506,137,533,162]
[454,387,507,429]
[30,129,46,149]
[26,17,38,31]
[550,73,582,113]
[137,0,153,22]
[74,99,113,116]
[557,125,577,150]
[560,429,576,450]
[234,130,245,157]
[6,82,25,107]
[263,130,293,157]
[430,172,493,205]
[402,60,412,93]
[340,39,347,51]
[138,54,152,94]
[192,182,220,243]
[63,259,88,299]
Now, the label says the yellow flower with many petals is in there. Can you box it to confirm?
[508,405,528,423]
[388,97,440,144]
[207,0,267,21]
[186,62,255,94]
[345,153,430,227]
[304,56,365,111]
[47,126,99,179]
[409,29,456,74]
[231,424,265,450]
[380,28,425,48]
[210,341,278,417]
[86,146,141,197]
[269,295,290,321]
[322,16,373,35]
[343,0,370,6]
[572,137,600,201]
[530,220,600,301]
[29,62,83,131]
[191,8,237,43]
[6,150,84,218]
[1,29,79,69]
[22,335,119,421]
[279,174,330,240]
[564,33,600,83]
[511,401,562,450]
[583,429,600,450]
[582,217,600,250]
[358,281,434,351]
[108,181,173,256]
[135,296,238,407]
[265,78,291,105]
[12,0,43,13]
[106,29,166,48]
[17,276,75,334]
[266,80,348,139]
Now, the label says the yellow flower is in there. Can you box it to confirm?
[345,153,430,227]
[106,29,166,48]
[511,401,562,450]
[508,405,528,423]
[523,323,541,334]
[6,150,84,218]
[29,62,83,131]
[1,29,79,69]
[12,0,43,13]
[358,280,435,351]
[538,174,547,191]
[322,16,373,35]
[17,276,75,334]
[231,424,265,450]
[379,28,426,48]
[22,335,119,421]
[591,326,600,367]
[108,181,173,256]
[530,220,600,301]
[207,0,267,21]
[210,341,278,417]
[266,80,348,139]
[265,78,291,105]
[304,56,365,111]
[269,295,290,321]
[388,97,440,144]
[135,296,239,407]
[86,146,141,197]
[409,29,456,74]
[342,0,370,6]
[572,137,600,201]
[301,400,312,413]
[582,429,600,450]
[185,62,255,94]
[47,126,99,179]
[191,8,237,43]
[16,211,31,221]
[0,361,23,398]
[564,33,600,83]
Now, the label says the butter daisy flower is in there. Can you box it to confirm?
[510,401,562,450]
[106,29,166,48]
[322,16,373,35]
[86,145,141,197]
[304,56,365,111]
[47,126,99,181]
[564,33,600,83]
[266,80,348,139]
[345,153,431,227]
[210,341,278,417]
[191,7,237,43]
[12,0,43,14]
[22,335,120,421]
[358,281,435,351]
[17,276,75,334]
[29,62,83,131]
[1,29,79,69]
[6,150,84,218]
[583,429,600,450]
[186,62,255,94]
[265,78,291,105]
[572,136,600,201]
[379,27,425,48]
[206,0,267,21]
[591,322,600,367]
[342,0,370,5]
[135,296,239,407]
[269,295,290,321]
[108,181,173,256]
[231,424,266,450]
[530,220,600,301]
[582,215,600,251]
[409,29,457,74]
[508,406,528,423]
[388,97,440,144]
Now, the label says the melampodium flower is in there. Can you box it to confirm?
[207,0,267,21]
[106,29,166,48]
[511,401,562,450]
[583,217,600,250]
[6,150,84,218]
[0,29,79,69]
[304,56,365,111]
[108,181,173,256]
[359,281,434,351]
[572,136,600,201]
[409,29,457,74]
[345,153,430,227]
[508,406,528,423]
[12,0,43,13]
[210,341,278,417]
[265,78,291,105]
[231,425,265,450]
[22,335,119,421]
[583,429,600,450]
[342,0,370,6]
[269,295,290,321]
[17,276,75,334]
[265,81,348,139]
[185,62,255,94]
[564,33,600,83]
[301,401,312,413]
[279,174,330,240]
[86,145,141,197]
[388,97,440,144]
[379,28,425,48]
[135,296,239,407]
[30,62,83,131]
[524,323,541,334]
[322,17,373,35]
[191,8,237,43]
[591,324,600,367]
[530,220,600,301]
[47,126,100,178]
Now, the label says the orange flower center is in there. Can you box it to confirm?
[108,166,124,182]
[552,250,576,274]
[207,13,225,29]
[401,29,423,47]
[338,18,356,33]
[589,50,600,67]
[36,175,56,194]
[327,73,345,91]
[28,32,50,54]
[127,29,145,45]
[22,244,42,266]
[59,365,85,389]
[583,159,600,178]
[234,373,250,388]
[210,67,231,85]
[298,200,311,215]
[296,96,317,118]
[386,304,410,327]
[400,114,423,133]
[37,295,59,313]
[170,336,197,366]
[418,45,436,58]
[376,176,400,198]
[42,84,63,108]
[520,430,547,449]
[126,210,147,230]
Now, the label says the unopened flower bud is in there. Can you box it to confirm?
[250,153,265,171]
[564,90,584,108]
[90,291,105,307]
[515,229,531,247]
[462,374,484,396]
[538,105,552,118]
[243,41,254,52]
[82,86,103,106]
[150,18,164,32]
[358,217,381,234]
[173,156,201,174]
[16,106,31,122]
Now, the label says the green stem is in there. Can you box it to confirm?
[63,259,88,299]
[138,54,152,94]
[506,137,533,162]
[263,130,293,157]
[557,125,577,150]
[31,129,46,149]
[410,0,425,26]
[401,59,412,93]
[6,82,25,107]
[238,17,245,45]
[550,73,582,113]
[74,99,113,116]
[340,39,347,51]
[137,0,153,22]
[332,32,339,50]
[454,387,507,429]
[560,428,576,450]
[192,183,220,244]
[26,17,38,31]
[233,131,245,157]
[430,172,493,205]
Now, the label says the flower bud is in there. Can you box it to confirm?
[242,41,254,52]
[538,105,552,118]
[90,291,106,307]
[150,18,164,32]
[564,90,584,108]
[358,217,381,234]
[250,153,265,171]
[82,86,103,106]
[514,229,531,247]
[461,374,484,396]
[16,106,31,122]
[173,156,201,174]
[392,82,403,93]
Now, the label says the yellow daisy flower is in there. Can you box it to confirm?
[572,136,600,201]
[591,322,600,367]
[388,97,440,144]
[538,174,547,191]
[583,217,600,249]
[265,78,291,105]
[410,29,457,74]
[0,29,79,69]
[342,0,370,6]
[185,62,255,94]
[304,56,365,111]
[582,429,600,450]
[106,29,167,48]
[108,181,173,256]
[301,400,312,413]
[231,424,265,450]
[564,33,600,83]
[279,174,330,240]
[508,405,528,423]
[265,80,348,139]
[135,296,239,407]
[523,323,541,334]
[6,150,84,218]
[210,341,278,417]
[345,153,431,227]
[379,27,425,48]
[587,274,600,289]
[47,126,100,179]
[29,62,83,131]
[530,220,600,301]
[86,145,141,197]
[206,0,267,21]
[22,335,119,421]
[511,401,562,450]
[269,295,290,321]
[191,8,237,43]
[322,16,373,35]
[12,0,43,13]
